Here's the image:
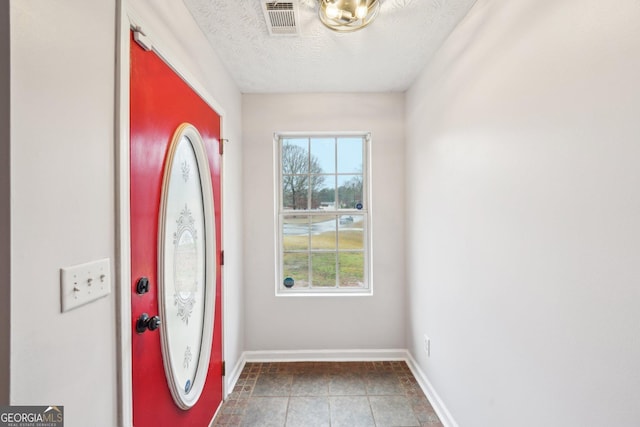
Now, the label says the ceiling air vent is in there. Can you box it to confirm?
[261,1,301,36]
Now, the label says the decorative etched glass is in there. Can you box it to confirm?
[158,123,216,409]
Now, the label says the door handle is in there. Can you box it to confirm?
[136,313,161,333]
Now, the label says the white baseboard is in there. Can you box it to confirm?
[225,352,247,397]
[243,348,408,362]
[405,352,459,427]
[221,349,458,427]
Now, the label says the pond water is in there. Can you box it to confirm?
[284,217,358,236]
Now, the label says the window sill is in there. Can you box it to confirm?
[275,288,373,297]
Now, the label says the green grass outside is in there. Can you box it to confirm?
[283,224,364,288]
[284,229,363,251]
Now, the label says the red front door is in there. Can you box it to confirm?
[129,31,223,426]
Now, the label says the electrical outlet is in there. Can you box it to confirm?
[60,258,111,312]
[424,335,431,357]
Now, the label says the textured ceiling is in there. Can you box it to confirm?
[183,0,477,93]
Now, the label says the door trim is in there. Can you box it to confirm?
[116,2,226,425]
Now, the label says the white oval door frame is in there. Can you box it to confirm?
[157,123,217,409]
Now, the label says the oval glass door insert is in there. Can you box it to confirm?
[157,123,216,409]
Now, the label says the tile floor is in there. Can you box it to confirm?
[212,361,443,427]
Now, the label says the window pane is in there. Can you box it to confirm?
[283,253,309,288]
[282,139,309,175]
[337,175,363,210]
[283,215,309,251]
[311,253,337,287]
[310,175,329,210]
[338,215,363,250]
[315,176,336,211]
[337,137,363,174]
[311,138,335,174]
[282,139,310,210]
[339,252,364,288]
[282,174,308,210]
[310,215,337,250]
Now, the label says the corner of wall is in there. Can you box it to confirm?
[405,351,459,427]
[0,0,10,406]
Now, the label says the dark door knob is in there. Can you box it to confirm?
[136,313,161,333]
[136,277,150,295]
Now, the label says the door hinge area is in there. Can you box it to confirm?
[133,26,153,51]
[220,138,228,156]
[220,250,224,266]
[221,361,226,376]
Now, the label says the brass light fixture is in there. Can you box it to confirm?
[318,0,381,33]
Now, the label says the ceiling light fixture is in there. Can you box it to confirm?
[318,0,381,33]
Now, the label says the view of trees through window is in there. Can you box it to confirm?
[278,135,369,292]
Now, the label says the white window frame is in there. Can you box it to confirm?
[275,132,372,296]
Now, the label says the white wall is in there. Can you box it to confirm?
[10,1,117,424]
[243,93,405,352]
[9,1,243,426]
[405,0,640,426]
[0,0,10,406]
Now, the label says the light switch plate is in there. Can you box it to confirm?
[60,258,112,312]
